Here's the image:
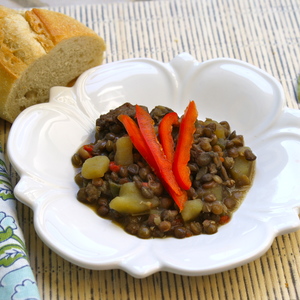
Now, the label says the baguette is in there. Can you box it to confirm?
[0,6,106,123]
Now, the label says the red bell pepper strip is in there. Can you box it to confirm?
[158,112,179,162]
[165,186,188,212]
[173,101,198,190]
[135,105,182,195]
[117,114,157,169]
[119,107,187,211]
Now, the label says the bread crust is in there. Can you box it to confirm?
[0,6,106,123]
[25,9,98,52]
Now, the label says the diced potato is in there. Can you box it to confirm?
[214,123,227,139]
[81,155,110,179]
[181,199,203,222]
[230,156,254,186]
[204,119,226,139]
[114,136,133,166]
[205,184,223,202]
[109,182,159,214]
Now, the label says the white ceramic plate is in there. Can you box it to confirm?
[7,53,300,278]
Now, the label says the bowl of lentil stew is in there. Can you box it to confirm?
[72,102,257,239]
[7,53,300,278]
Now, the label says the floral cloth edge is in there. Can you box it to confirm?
[0,144,40,300]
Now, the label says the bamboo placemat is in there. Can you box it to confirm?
[1,0,300,299]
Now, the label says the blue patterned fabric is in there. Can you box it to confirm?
[0,144,40,300]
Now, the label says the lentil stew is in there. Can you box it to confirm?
[72,102,256,239]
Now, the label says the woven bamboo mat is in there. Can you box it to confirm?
[1,0,299,299]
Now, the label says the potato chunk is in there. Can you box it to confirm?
[81,155,110,179]
[114,136,133,166]
[230,156,254,186]
[204,119,227,139]
[181,199,203,222]
[109,182,159,214]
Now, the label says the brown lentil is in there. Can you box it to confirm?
[224,197,237,209]
[190,221,202,235]
[97,205,109,217]
[119,166,128,178]
[158,221,172,232]
[138,226,152,239]
[211,201,224,215]
[204,193,217,203]
[127,164,139,175]
[244,149,257,161]
[196,152,212,166]
[174,227,188,239]
[203,220,218,234]
[140,186,154,199]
